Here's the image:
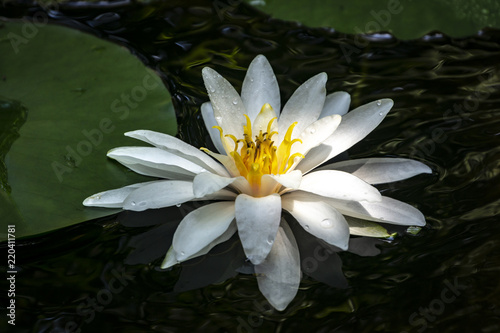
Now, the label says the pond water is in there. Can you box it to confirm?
[1,0,500,332]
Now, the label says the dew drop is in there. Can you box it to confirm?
[215,116,222,122]
[139,201,147,207]
[376,100,382,106]
[267,236,274,245]
[175,203,182,207]
[321,218,333,228]
[304,224,310,230]
[130,201,136,206]
[379,112,384,116]
[232,99,238,105]
[180,251,185,256]
[309,128,316,134]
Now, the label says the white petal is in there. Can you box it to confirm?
[251,103,278,136]
[241,55,281,122]
[328,196,426,226]
[200,102,227,155]
[161,222,237,269]
[122,180,195,211]
[161,246,177,269]
[345,216,391,238]
[196,188,237,201]
[299,170,382,202]
[258,170,302,197]
[202,67,246,144]
[190,159,250,194]
[235,193,282,264]
[173,201,235,261]
[267,170,303,190]
[255,222,300,311]
[200,148,240,177]
[108,147,206,179]
[319,91,351,118]
[192,172,242,198]
[125,130,229,177]
[83,181,157,208]
[291,114,341,157]
[278,73,327,144]
[297,99,394,174]
[319,157,432,184]
[282,192,349,250]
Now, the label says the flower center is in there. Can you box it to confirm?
[213,104,304,190]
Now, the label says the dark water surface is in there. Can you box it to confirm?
[1,0,500,332]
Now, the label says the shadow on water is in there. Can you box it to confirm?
[1,0,500,332]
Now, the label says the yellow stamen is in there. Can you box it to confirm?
[203,104,305,195]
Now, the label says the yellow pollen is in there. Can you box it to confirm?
[208,104,304,191]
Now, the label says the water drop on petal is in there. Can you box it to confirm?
[304,224,310,230]
[232,99,238,105]
[130,201,136,206]
[267,235,274,245]
[175,203,182,207]
[309,128,316,134]
[376,100,382,106]
[180,251,185,256]
[320,218,333,228]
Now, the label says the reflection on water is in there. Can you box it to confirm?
[1,0,500,332]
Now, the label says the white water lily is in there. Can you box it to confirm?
[83,55,431,311]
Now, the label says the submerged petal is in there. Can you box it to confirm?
[319,91,351,118]
[282,191,350,250]
[345,216,391,238]
[297,99,394,174]
[299,170,382,202]
[278,73,327,144]
[235,193,281,264]
[173,201,236,261]
[241,54,281,122]
[319,157,432,184]
[122,180,195,211]
[255,222,300,311]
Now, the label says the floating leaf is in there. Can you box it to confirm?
[246,0,499,39]
[0,20,177,240]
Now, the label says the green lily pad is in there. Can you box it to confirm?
[247,0,500,39]
[0,20,177,240]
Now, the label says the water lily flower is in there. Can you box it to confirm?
[83,55,431,310]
